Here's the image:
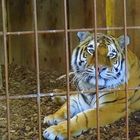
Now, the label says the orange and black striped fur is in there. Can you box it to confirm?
[43,32,140,140]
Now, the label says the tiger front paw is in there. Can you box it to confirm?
[43,114,65,126]
[43,123,67,140]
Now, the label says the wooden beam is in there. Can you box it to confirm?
[106,0,115,35]
[0,66,2,89]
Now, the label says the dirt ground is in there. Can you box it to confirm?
[0,64,140,140]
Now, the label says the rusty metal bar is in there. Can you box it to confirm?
[123,0,129,139]
[93,0,100,139]
[1,25,140,36]
[0,86,140,101]
[1,0,11,139]
[32,0,42,139]
[63,0,71,139]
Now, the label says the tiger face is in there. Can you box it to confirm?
[71,32,130,90]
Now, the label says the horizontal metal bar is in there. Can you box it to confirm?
[0,86,140,100]
[1,26,140,36]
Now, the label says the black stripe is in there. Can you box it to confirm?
[79,47,84,62]
[72,98,81,112]
[86,75,94,83]
[134,89,138,93]
[83,112,88,128]
[131,88,140,103]
[130,61,135,68]
[128,91,136,103]
[133,96,140,103]
[116,56,123,72]
[74,47,80,71]
[80,93,91,106]
[78,94,85,111]
[101,97,125,104]
[98,91,125,105]
[75,115,78,123]
[91,92,113,106]
[89,92,96,104]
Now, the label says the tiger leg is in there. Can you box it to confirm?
[44,94,91,126]
[43,103,126,140]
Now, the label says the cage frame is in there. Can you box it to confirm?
[0,0,140,139]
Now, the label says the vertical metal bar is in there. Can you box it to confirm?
[1,0,10,139]
[64,0,71,139]
[93,0,100,139]
[123,0,129,139]
[32,0,41,139]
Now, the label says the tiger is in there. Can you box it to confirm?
[43,32,140,140]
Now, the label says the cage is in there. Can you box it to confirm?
[0,0,140,140]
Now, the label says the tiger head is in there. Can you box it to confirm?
[71,32,130,90]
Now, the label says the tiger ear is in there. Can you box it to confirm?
[117,35,130,48]
[77,32,90,42]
